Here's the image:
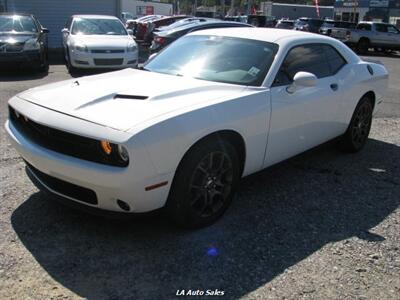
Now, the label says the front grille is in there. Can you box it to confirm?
[94,58,123,66]
[27,162,98,205]
[9,106,128,167]
[91,49,125,54]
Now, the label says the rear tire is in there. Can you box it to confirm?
[340,96,373,153]
[166,137,241,228]
[357,39,369,55]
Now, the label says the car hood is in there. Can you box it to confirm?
[71,34,133,49]
[0,33,37,43]
[17,68,245,131]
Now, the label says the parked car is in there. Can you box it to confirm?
[275,19,295,30]
[319,20,356,36]
[62,15,138,73]
[330,21,400,54]
[6,28,388,228]
[121,12,135,24]
[126,15,163,35]
[0,13,49,71]
[247,15,276,27]
[294,18,324,33]
[223,16,248,24]
[155,17,213,32]
[135,15,189,43]
[150,20,252,53]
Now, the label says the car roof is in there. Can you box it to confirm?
[189,27,323,43]
[72,15,119,19]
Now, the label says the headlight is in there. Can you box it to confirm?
[117,145,129,162]
[73,43,88,52]
[23,38,40,51]
[99,140,129,166]
[126,42,137,52]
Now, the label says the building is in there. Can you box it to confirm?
[1,0,173,49]
[334,0,400,25]
[260,2,334,20]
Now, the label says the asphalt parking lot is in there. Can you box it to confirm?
[0,53,399,299]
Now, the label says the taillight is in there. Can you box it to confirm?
[346,30,351,39]
[154,36,166,44]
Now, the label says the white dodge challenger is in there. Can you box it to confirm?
[5,28,388,227]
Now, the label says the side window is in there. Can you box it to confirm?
[387,25,399,34]
[357,23,371,31]
[322,44,347,74]
[375,24,387,32]
[273,44,331,86]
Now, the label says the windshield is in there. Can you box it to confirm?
[71,18,127,35]
[0,15,38,33]
[144,35,278,86]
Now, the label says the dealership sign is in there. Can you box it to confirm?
[369,0,389,7]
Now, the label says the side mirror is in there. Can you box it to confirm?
[61,28,69,34]
[286,71,317,93]
[42,28,50,33]
[127,29,134,36]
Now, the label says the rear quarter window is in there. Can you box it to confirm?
[321,44,347,74]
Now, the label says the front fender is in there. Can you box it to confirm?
[134,88,271,178]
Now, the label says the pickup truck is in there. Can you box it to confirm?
[331,21,400,54]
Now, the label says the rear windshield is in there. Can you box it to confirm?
[0,15,37,33]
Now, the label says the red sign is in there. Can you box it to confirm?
[146,6,154,15]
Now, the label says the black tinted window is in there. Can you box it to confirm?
[322,45,346,74]
[273,44,330,86]
[375,23,387,32]
[357,23,371,31]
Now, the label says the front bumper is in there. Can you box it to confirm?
[5,114,172,213]
[70,49,139,69]
[0,50,41,65]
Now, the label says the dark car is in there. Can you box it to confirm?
[0,13,49,71]
[136,15,189,43]
[126,15,163,36]
[275,19,295,29]
[319,20,356,36]
[150,20,252,53]
[294,18,324,33]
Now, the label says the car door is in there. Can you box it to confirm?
[264,44,345,167]
[373,23,389,46]
[386,24,400,48]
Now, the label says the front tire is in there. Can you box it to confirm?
[166,137,241,228]
[341,96,373,153]
[66,49,78,74]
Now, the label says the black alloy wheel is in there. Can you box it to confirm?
[166,137,240,228]
[341,97,373,152]
[189,151,234,218]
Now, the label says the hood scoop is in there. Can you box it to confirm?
[114,94,148,100]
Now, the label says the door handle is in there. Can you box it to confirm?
[330,83,338,91]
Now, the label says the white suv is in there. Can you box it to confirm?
[62,15,138,73]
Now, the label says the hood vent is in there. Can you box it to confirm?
[114,94,148,100]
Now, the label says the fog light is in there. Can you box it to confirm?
[117,199,130,211]
[100,140,112,155]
